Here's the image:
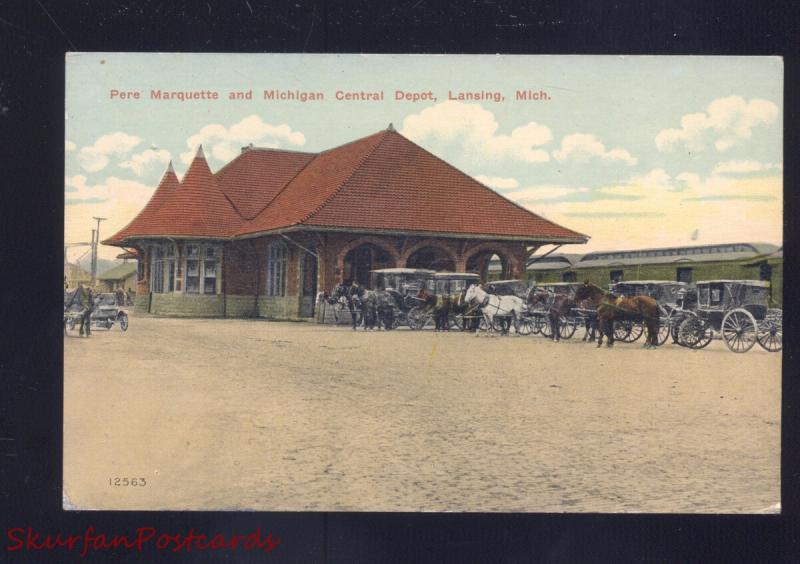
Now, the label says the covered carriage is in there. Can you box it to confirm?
[370,268,436,328]
[675,280,781,352]
[408,271,481,330]
[529,282,585,339]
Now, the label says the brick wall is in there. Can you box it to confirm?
[150,293,224,317]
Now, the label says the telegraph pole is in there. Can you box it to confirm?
[90,216,107,285]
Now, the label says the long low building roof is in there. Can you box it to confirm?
[105,127,587,246]
[524,242,781,269]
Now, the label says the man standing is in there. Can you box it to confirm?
[78,285,94,337]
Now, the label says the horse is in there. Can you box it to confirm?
[464,284,527,335]
[527,288,575,341]
[416,287,451,330]
[323,283,361,329]
[574,282,660,348]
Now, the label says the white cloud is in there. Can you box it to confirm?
[401,101,552,164]
[119,148,171,176]
[474,175,519,190]
[180,115,306,165]
[655,96,779,153]
[527,173,782,252]
[78,132,142,172]
[65,175,156,260]
[552,133,637,165]
[507,185,589,201]
[712,160,782,174]
[65,140,76,152]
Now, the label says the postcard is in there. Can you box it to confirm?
[63,54,782,512]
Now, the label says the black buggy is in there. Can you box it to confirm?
[370,268,436,329]
[674,280,782,353]
[410,272,482,330]
[530,282,583,339]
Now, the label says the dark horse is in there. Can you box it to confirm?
[527,288,572,341]
[527,288,598,341]
[573,282,660,348]
[324,282,396,330]
[416,287,450,330]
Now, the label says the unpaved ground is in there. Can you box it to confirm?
[63,316,781,513]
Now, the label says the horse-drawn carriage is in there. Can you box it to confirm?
[608,280,689,345]
[674,280,782,353]
[528,282,585,339]
[409,272,481,330]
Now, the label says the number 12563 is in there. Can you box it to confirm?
[108,477,147,487]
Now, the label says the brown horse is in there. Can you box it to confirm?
[416,287,450,330]
[573,282,660,348]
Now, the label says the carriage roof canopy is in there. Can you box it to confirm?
[105,127,588,246]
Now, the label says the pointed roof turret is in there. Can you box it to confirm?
[103,161,180,244]
[148,144,242,237]
[387,122,396,132]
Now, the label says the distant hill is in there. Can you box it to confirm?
[75,257,125,276]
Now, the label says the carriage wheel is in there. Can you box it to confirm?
[558,316,578,339]
[757,311,782,352]
[407,307,430,330]
[118,313,129,332]
[612,320,632,342]
[615,320,645,343]
[677,316,713,349]
[721,309,757,353]
[517,318,533,335]
[540,318,552,338]
[655,319,671,346]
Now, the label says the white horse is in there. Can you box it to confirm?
[464,284,527,335]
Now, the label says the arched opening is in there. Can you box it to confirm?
[466,250,508,281]
[405,246,456,272]
[343,243,395,288]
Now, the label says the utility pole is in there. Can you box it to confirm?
[90,216,107,285]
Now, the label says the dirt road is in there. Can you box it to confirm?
[63,316,781,513]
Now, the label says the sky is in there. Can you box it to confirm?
[65,54,783,261]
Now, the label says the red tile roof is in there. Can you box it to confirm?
[104,163,179,245]
[105,129,587,245]
[215,147,315,220]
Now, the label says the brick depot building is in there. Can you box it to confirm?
[104,126,587,319]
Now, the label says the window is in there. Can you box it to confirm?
[203,246,218,295]
[266,241,288,296]
[185,245,200,294]
[149,243,176,293]
[677,267,693,284]
[759,262,772,282]
[185,244,220,294]
[562,271,577,282]
[610,270,623,283]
